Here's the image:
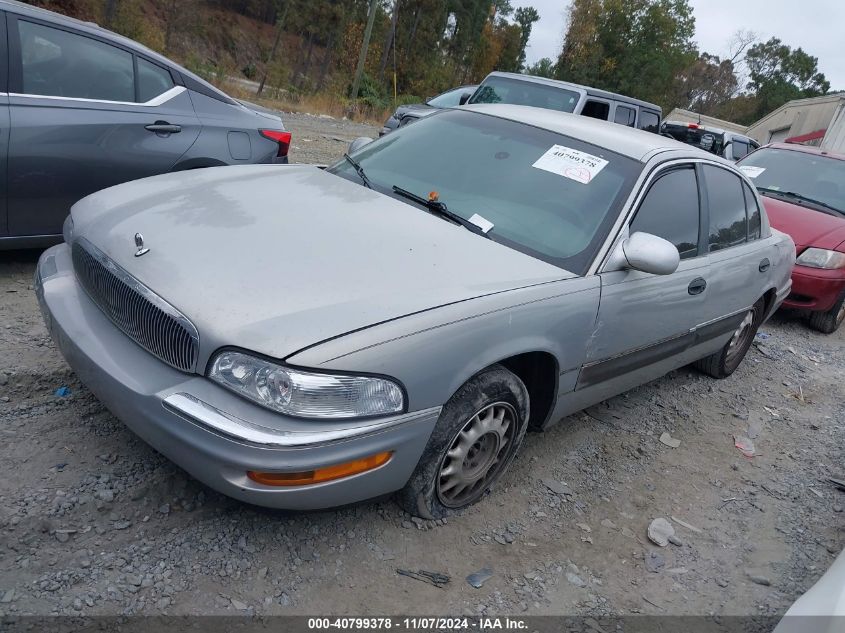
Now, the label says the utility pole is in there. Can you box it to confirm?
[350,0,379,102]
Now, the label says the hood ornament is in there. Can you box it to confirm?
[134,233,150,257]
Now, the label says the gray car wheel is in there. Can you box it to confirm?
[808,291,845,334]
[694,297,765,379]
[397,364,529,519]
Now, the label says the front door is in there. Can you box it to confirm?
[6,15,201,237]
[578,164,719,393]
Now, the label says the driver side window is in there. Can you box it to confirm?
[630,166,701,260]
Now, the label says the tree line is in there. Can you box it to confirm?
[30,0,834,123]
[533,0,832,125]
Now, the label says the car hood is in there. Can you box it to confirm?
[761,195,845,252]
[395,103,433,117]
[71,165,570,361]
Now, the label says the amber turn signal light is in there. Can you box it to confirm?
[247,451,392,487]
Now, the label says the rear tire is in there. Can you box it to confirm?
[694,298,765,378]
[808,292,845,334]
[396,365,529,519]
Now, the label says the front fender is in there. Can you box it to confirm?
[286,277,600,412]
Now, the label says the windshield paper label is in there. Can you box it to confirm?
[739,165,766,179]
[532,145,608,184]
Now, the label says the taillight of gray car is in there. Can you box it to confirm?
[259,129,292,159]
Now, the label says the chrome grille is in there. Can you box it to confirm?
[72,240,199,373]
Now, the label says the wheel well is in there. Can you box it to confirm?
[762,287,777,319]
[498,352,558,431]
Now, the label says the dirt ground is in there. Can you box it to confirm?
[0,112,842,619]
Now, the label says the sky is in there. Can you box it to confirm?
[516,0,845,90]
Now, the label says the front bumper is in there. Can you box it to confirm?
[35,244,439,510]
[784,265,845,312]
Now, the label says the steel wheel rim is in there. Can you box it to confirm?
[726,308,756,364]
[436,402,518,508]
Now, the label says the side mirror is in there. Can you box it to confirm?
[348,137,373,155]
[459,92,471,106]
[614,232,680,275]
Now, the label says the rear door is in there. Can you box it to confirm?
[579,163,717,392]
[0,11,9,238]
[6,14,201,237]
[699,163,772,326]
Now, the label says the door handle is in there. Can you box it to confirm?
[145,121,181,134]
[759,258,771,272]
[688,277,707,295]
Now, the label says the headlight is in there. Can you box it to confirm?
[62,215,74,243]
[208,350,404,419]
[796,248,845,270]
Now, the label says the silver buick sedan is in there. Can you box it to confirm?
[35,105,795,518]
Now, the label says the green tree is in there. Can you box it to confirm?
[555,0,697,109]
[672,53,739,115]
[513,6,539,71]
[745,37,830,117]
[525,57,556,78]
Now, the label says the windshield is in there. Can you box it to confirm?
[428,86,474,108]
[468,76,580,113]
[327,109,640,274]
[739,147,845,213]
[661,123,725,155]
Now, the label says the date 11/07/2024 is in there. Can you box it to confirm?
[307,617,529,630]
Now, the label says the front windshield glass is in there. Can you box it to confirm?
[739,147,845,213]
[327,109,640,274]
[468,76,580,113]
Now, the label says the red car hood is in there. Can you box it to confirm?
[761,195,845,252]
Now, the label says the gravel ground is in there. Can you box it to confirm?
[0,112,843,618]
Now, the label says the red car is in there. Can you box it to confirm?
[738,143,845,333]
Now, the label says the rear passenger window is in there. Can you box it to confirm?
[743,182,762,240]
[630,167,700,260]
[704,165,747,251]
[18,20,134,102]
[614,105,636,127]
[137,58,174,102]
[582,100,610,121]
[638,110,660,133]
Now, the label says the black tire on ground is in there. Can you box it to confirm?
[694,297,766,379]
[808,292,845,334]
[396,364,529,520]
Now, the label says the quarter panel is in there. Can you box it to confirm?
[287,277,601,415]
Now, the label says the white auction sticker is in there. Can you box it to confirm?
[739,165,766,179]
[532,145,609,184]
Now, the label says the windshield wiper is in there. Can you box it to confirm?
[757,187,845,217]
[391,186,490,238]
[343,153,372,189]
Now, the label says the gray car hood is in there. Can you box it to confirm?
[71,165,571,361]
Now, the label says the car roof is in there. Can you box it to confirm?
[0,0,233,103]
[462,104,715,162]
[484,72,662,112]
[763,142,845,162]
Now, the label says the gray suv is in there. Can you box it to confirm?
[465,72,662,132]
[0,0,290,249]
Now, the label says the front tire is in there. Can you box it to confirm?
[397,365,529,519]
[694,297,765,378]
[808,291,845,334]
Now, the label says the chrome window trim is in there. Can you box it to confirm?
[163,393,441,448]
[590,156,735,276]
[73,238,200,372]
[8,84,185,107]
